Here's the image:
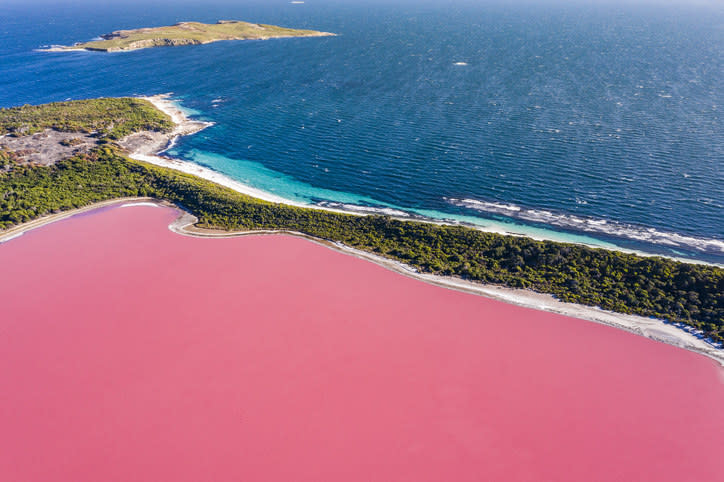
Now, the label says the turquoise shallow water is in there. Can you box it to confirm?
[170,146,616,248]
[1,0,722,262]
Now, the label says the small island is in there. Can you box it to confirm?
[47,20,335,52]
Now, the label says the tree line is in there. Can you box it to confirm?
[2,146,722,343]
[0,98,173,139]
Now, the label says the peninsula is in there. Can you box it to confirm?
[48,20,335,52]
[1,97,723,357]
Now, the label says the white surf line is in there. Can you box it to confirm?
[35,47,88,52]
[449,198,724,260]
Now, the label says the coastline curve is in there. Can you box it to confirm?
[4,197,720,368]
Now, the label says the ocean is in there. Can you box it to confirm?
[1,0,722,263]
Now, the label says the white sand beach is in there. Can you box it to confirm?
[131,95,724,269]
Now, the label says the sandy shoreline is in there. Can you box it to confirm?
[127,95,397,217]
[130,95,724,268]
[2,197,720,367]
[36,47,88,52]
[126,95,315,207]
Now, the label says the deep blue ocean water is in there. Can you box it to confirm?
[1,0,722,263]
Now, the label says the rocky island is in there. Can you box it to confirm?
[47,20,335,52]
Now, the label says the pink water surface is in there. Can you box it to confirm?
[0,204,722,482]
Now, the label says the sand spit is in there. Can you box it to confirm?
[36,46,88,52]
[118,94,213,157]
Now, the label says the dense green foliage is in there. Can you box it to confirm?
[0,98,173,139]
[2,148,722,342]
[0,149,20,170]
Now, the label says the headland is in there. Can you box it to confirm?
[1,95,722,358]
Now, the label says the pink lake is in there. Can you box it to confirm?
[0,204,722,482]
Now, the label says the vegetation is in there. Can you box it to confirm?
[59,137,85,147]
[58,20,334,52]
[2,147,722,342]
[0,98,173,139]
[0,150,16,171]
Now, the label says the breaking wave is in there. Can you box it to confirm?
[317,201,410,218]
[447,198,724,255]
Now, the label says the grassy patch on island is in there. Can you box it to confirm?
[61,20,334,52]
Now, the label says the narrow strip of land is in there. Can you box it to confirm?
[3,198,721,367]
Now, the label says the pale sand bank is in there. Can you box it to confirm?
[36,47,87,52]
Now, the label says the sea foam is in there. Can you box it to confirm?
[448,198,724,255]
[317,201,410,217]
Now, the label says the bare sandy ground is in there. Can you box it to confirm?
[0,130,97,165]
[36,47,88,52]
[117,94,213,157]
